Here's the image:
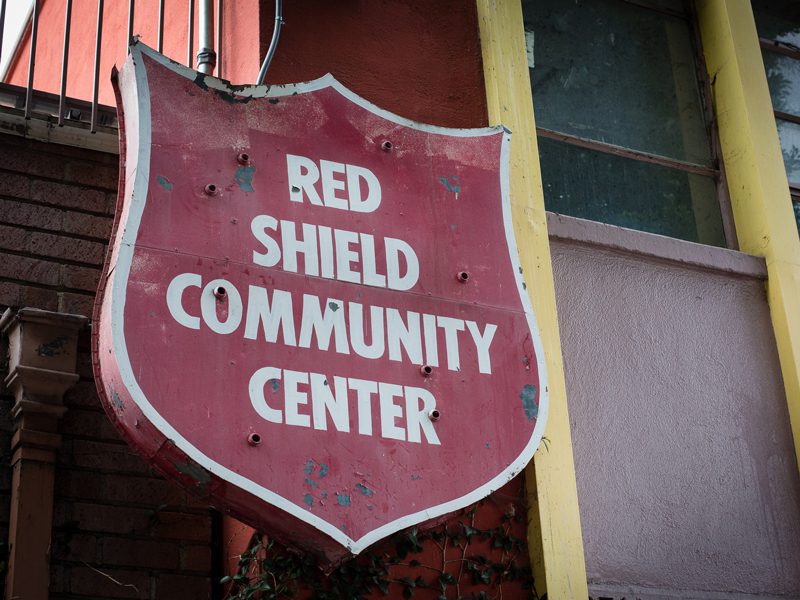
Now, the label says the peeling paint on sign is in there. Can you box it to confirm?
[235,165,256,193]
[438,175,460,194]
[520,385,538,421]
[157,175,173,190]
[355,483,375,497]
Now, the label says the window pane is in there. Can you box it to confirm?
[524,0,712,166]
[794,202,800,234]
[777,119,800,185]
[752,0,800,45]
[762,51,800,115]
[538,137,725,246]
[626,0,686,14]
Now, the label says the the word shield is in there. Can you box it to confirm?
[94,43,548,563]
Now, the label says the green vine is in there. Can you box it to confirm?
[222,501,538,600]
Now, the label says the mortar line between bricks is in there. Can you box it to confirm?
[0,193,114,218]
[60,433,128,447]
[58,463,173,481]
[0,245,105,270]
[53,494,212,514]
[52,559,212,578]
[0,274,102,295]
[0,218,114,245]
[0,137,120,164]
[58,461,183,481]
[52,525,213,542]
[54,503,214,519]
[0,167,119,194]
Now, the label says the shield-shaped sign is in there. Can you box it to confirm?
[94,42,547,563]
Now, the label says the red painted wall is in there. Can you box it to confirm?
[5,0,260,106]
[263,0,488,128]
[5,0,487,127]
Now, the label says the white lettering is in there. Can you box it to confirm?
[310,373,350,432]
[320,160,349,210]
[284,369,311,427]
[466,321,497,375]
[243,286,296,346]
[334,228,360,284]
[385,237,419,291]
[201,279,242,335]
[286,154,322,205]
[166,273,201,330]
[386,308,423,364]
[249,366,283,423]
[379,382,406,441]
[347,164,381,213]
[250,215,281,267]
[405,386,441,445]
[298,295,350,354]
[281,220,319,277]
[437,316,465,371]
[349,303,385,359]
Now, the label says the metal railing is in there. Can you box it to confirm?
[0,0,223,134]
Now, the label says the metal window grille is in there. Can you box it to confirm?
[0,0,224,134]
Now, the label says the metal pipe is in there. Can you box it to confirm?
[255,0,282,85]
[58,0,73,126]
[90,0,104,133]
[157,0,164,53]
[127,0,134,51]
[215,0,222,78]
[24,0,40,119]
[0,0,7,73]
[187,0,194,68]
[196,0,215,74]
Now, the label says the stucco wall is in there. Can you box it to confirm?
[550,216,800,599]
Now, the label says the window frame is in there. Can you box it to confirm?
[530,0,737,248]
[759,36,800,216]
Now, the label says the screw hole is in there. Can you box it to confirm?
[457,271,470,283]
[237,152,250,165]
[204,183,218,196]
[428,409,441,421]
[420,365,433,377]
[381,140,393,152]
[213,286,227,299]
[247,433,262,446]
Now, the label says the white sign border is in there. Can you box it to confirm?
[108,42,549,555]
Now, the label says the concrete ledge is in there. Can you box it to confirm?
[547,212,768,280]
[590,583,794,600]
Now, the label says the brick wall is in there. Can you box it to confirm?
[0,133,216,599]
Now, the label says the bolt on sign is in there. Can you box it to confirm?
[94,42,548,564]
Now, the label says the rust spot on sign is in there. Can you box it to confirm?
[235,165,256,193]
[519,384,538,421]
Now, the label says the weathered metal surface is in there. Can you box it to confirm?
[93,42,547,564]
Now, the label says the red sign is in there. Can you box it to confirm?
[94,43,547,563]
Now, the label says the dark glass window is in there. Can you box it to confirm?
[523,0,728,246]
[752,0,800,234]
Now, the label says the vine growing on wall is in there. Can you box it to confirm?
[221,499,538,600]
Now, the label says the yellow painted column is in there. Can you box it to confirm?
[475,1,589,598]
[697,1,800,470]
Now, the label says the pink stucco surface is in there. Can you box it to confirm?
[550,218,800,598]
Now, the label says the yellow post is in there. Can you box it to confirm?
[696,1,800,470]
[475,1,589,597]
